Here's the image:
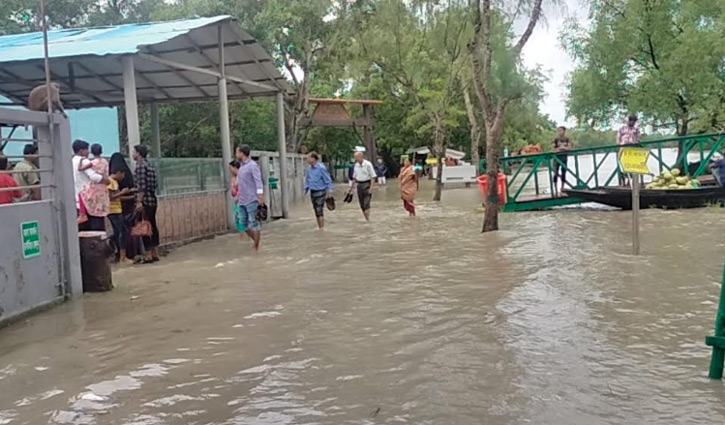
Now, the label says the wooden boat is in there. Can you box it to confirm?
[563,186,725,210]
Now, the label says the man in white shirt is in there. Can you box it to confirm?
[352,151,377,221]
[72,139,108,231]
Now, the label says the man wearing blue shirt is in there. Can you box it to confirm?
[304,152,334,229]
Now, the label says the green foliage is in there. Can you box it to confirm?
[0,0,564,161]
[565,0,725,135]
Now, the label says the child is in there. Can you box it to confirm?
[76,149,93,223]
[108,167,132,264]
[79,144,110,225]
[229,160,245,237]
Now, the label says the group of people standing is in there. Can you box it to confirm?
[0,144,41,205]
[550,116,643,194]
[71,140,160,264]
[302,151,419,231]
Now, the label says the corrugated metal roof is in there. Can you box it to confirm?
[0,16,230,62]
[0,16,289,108]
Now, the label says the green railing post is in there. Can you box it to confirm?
[593,152,599,188]
[534,159,540,195]
[547,156,554,195]
[706,254,725,379]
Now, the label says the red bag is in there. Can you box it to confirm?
[131,211,153,237]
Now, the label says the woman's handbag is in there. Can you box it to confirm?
[130,210,153,237]
[326,196,336,211]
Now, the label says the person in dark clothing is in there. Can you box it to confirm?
[109,153,139,261]
[347,161,355,188]
[375,158,388,187]
[132,145,160,263]
[551,126,572,196]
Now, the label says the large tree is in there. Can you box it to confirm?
[469,0,545,231]
[348,0,469,200]
[565,0,725,136]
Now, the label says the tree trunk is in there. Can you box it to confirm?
[462,86,482,174]
[433,120,445,201]
[676,117,689,170]
[482,112,506,232]
[434,154,444,201]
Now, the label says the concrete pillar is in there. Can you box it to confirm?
[150,102,161,158]
[122,56,141,158]
[218,26,235,229]
[41,117,82,298]
[276,92,290,219]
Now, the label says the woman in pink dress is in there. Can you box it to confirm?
[80,144,111,227]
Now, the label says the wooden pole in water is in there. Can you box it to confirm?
[631,173,640,255]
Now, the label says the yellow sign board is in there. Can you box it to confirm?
[619,148,651,174]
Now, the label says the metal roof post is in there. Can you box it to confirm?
[151,102,161,158]
[122,56,141,157]
[276,91,289,219]
[218,25,235,230]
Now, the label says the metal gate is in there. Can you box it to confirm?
[0,107,81,325]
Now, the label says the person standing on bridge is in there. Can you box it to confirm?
[551,126,572,196]
[235,145,264,250]
[304,152,334,230]
[616,115,641,185]
[352,151,377,221]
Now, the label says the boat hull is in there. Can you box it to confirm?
[563,187,725,210]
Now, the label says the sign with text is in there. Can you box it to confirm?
[20,221,40,259]
[619,148,651,175]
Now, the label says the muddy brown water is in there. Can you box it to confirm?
[2,180,725,424]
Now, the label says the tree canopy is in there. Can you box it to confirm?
[565,0,725,135]
[4,0,717,170]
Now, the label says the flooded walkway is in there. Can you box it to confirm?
[2,181,725,424]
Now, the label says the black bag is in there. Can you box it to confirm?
[256,203,269,222]
[326,196,336,211]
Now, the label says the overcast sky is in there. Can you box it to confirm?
[519,0,588,127]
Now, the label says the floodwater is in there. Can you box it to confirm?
[2,180,725,424]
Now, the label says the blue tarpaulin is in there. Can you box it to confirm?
[0,16,229,63]
[0,16,286,108]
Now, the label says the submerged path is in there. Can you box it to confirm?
[2,182,725,424]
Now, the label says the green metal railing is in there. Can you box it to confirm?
[487,133,725,212]
[146,158,225,196]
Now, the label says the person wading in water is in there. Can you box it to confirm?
[399,157,418,216]
[304,151,334,230]
[235,145,265,250]
[352,151,377,221]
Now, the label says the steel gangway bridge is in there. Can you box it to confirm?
[491,133,725,212]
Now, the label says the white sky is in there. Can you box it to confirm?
[520,0,588,127]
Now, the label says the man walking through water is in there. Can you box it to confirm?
[235,145,264,250]
[352,151,377,221]
[304,151,334,229]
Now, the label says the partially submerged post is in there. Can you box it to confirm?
[618,147,650,255]
[707,261,725,379]
[276,92,289,218]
